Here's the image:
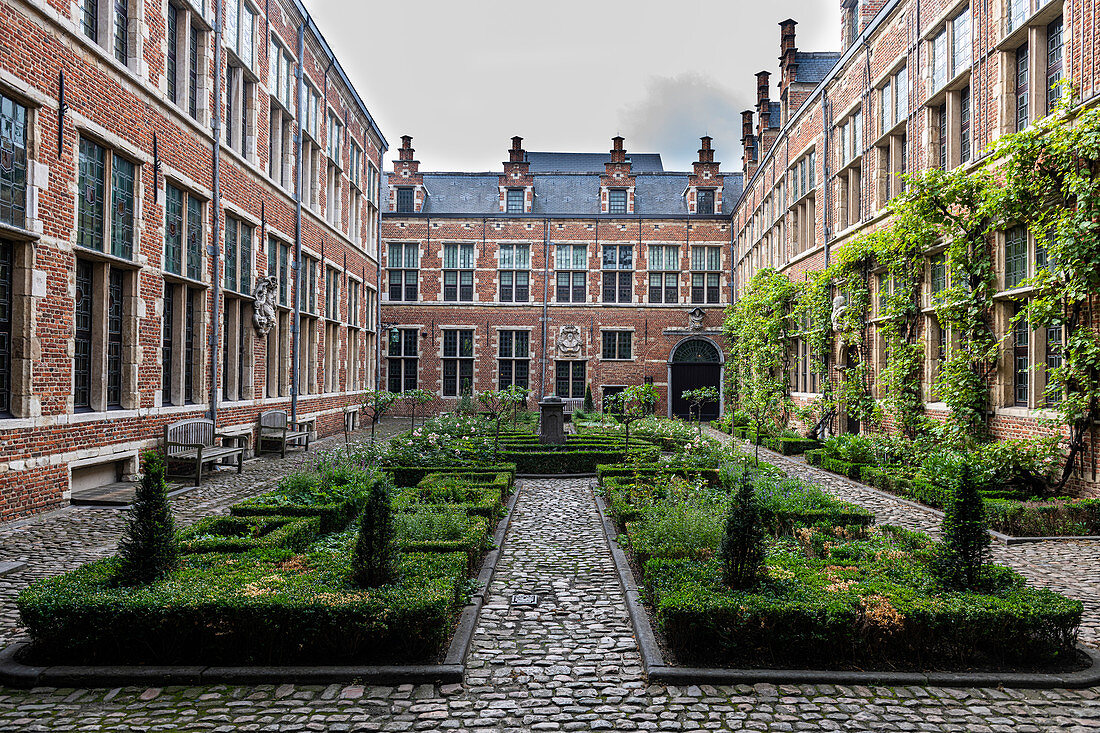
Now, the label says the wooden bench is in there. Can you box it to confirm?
[164,418,245,487]
[257,410,311,457]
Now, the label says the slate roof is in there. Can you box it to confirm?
[769,102,782,128]
[383,168,743,217]
[524,151,665,173]
[794,52,842,85]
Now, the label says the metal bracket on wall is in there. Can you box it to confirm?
[152,131,161,204]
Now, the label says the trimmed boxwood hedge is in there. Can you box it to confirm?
[177,516,322,554]
[501,445,660,474]
[764,437,821,455]
[17,549,467,666]
[229,495,362,534]
[384,464,516,491]
[596,465,721,487]
[647,550,1083,670]
[393,484,502,519]
[985,498,1100,537]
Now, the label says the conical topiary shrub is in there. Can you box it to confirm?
[116,450,178,585]
[583,384,595,413]
[351,478,396,587]
[718,471,766,589]
[936,462,991,589]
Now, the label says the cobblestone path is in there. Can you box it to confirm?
[0,469,1097,729]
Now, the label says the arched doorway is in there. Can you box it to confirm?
[668,338,723,420]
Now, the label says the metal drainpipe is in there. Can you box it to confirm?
[539,218,550,398]
[208,0,223,426]
[291,22,305,422]
[374,165,384,391]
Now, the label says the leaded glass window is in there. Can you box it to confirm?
[77,139,106,252]
[0,94,28,229]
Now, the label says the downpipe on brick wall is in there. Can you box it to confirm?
[291,23,305,422]
[208,0,224,427]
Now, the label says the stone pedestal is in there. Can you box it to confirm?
[538,396,566,445]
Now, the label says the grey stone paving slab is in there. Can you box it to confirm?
[0,431,1095,729]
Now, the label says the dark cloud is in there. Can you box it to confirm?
[618,73,750,171]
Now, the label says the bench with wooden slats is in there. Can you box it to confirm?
[164,417,245,486]
[257,410,311,458]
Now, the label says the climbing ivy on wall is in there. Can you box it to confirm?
[725,86,1100,485]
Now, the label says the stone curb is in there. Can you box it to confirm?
[0,485,523,689]
[517,473,598,480]
[593,483,1100,689]
[719,431,1100,546]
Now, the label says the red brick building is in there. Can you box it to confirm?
[733,0,1100,494]
[0,0,386,517]
[380,135,741,420]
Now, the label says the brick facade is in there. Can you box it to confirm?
[733,0,1100,496]
[381,137,740,421]
[0,0,385,518]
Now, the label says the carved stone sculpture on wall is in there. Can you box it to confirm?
[688,307,706,330]
[830,294,848,333]
[252,275,279,336]
[557,324,582,357]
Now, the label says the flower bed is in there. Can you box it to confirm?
[17,458,500,668]
[609,469,1084,671]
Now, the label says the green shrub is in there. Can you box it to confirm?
[17,550,466,665]
[116,451,177,586]
[719,474,765,589]
[936,463,992,590]
[821,434,876,466]
[352,479,397,587]
[984,497,1100,537]
[583,384,595,412]
[384,464,516,490]
[804,449,823,467]
[177,516,321,554]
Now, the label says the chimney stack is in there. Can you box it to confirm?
[610,135,627,163]
[756,71,771,107]
[741,110,755,146]
[509,136,525,163]
[398,135,415,161]
[780,19,798,58]
[698,135,714,164]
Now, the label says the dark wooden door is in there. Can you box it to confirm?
[670,363,721,420]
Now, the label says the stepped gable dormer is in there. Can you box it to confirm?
[687,136,724,215]
[499,136,533,213]
[600,136,636,214]
[389,135,425,213]
[755,71,779,160]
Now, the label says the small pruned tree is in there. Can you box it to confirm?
[682,386,720,435]
[719,472,766,589]
[401,388,436,431]
[477,389,509,458]
[351,478,396,587]
[361,388,398,445]
[116,451,177,586]
[502,384,530,426]
[609,384,658,452]
[936,462,991,590]
[583,384,595,413]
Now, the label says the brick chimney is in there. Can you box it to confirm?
[779,19,799,125]
[755,71,771,140]
[741,110,758,178]
[601,136,636,213]
[689,136,724,214]
[500,135,533,213]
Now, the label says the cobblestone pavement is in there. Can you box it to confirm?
[708,428,1100,651]
[0,459,1097,729]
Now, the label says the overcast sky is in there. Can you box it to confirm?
[305,0,841,173]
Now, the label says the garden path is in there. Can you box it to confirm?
[0,457,1095,728]
[704,427,1100,651]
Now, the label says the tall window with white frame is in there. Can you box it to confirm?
[267,34,295,189]
[347,278,360,390]
[506,188,524,214]
[1047,16,1064,114]
[443,243,474,302]
[788,150,817,254]
[165,2,207,121]
[0,93,29,231]
[648,245,679,303]
[326,111,343,228]
[555,360,585,399]
[690,246,721,304]
[601,331,632,360]
[222,215,253,402]
[601,245,632,303]
[1013,303,1030,406]
[607,189,627,214]
[387,328,417,393]
[266,236,292,398]
[442,329,474,397]
[498,330,529,389]
[323,266,340,392]
[555,244,587,303]
[349,142,363,243]
[498,244,529,303]
[388,242,418,301]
